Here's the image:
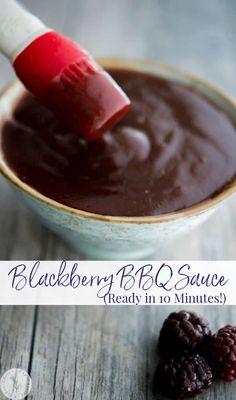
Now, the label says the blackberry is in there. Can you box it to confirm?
[153,353,212,399]
[158,311,211,359]
[206,325,236,382]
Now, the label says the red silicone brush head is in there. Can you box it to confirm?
[13,32,130,140]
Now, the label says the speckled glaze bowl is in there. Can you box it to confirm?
[0,59,236,259]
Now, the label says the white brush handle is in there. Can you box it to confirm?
[0,0,51,61]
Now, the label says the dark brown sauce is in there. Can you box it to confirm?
[2,70,236,216]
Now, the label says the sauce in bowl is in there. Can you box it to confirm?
[2,69,236,216]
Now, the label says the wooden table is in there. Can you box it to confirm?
[0,306,235,399]
[0,1,236,399]
[1,0,236,261]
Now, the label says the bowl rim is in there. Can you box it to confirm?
[0,57,236,224]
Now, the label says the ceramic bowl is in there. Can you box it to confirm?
[0,59,236,259]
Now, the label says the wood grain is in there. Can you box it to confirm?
[0,306,234,400]
[0,306,35,374]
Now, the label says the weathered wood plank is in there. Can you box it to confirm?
[0,306,35,375]
[26,306,236,400]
